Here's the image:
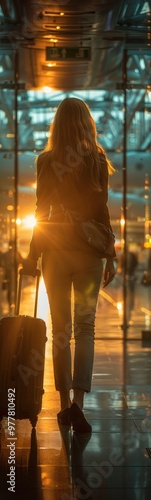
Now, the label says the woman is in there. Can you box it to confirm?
[23,97,116,433]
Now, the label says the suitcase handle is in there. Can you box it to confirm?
[16,269,41,318]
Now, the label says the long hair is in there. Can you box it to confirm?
[39,97,115,189]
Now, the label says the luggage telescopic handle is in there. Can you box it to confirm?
[16,269,41,318]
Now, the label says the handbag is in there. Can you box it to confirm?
[60,204,115,257]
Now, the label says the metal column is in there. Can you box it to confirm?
[122,48,128,340]
[14,50,19,303]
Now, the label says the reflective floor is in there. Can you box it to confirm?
[0,274,151,499]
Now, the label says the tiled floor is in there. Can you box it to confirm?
[0,274,151,499]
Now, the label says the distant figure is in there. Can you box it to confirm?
[127,252,138,320]
[147,249,151,273]
[23,97,116,433]
[120,251,138,282]
[127,251,138,279]
[141,249,151,286]
[2,240,23,309]
[120,250,138,322]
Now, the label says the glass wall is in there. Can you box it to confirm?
[0,77,16,313]
[0,65,151,333]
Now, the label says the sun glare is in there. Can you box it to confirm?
[23,215,36,229]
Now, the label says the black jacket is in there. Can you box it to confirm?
[28,151,115,260]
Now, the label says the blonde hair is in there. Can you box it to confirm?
[39,97,115,188]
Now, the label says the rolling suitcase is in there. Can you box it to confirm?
[0,269,47,428]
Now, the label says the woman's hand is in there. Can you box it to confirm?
[103,258,116,288]
[21,257,37,277]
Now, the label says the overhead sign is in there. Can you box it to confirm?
[46,46,91,61]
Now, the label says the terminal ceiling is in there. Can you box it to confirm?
[0,0,151,227]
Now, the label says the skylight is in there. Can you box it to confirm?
[140,1,150,14]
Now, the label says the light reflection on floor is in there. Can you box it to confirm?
[0,274,151,499]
